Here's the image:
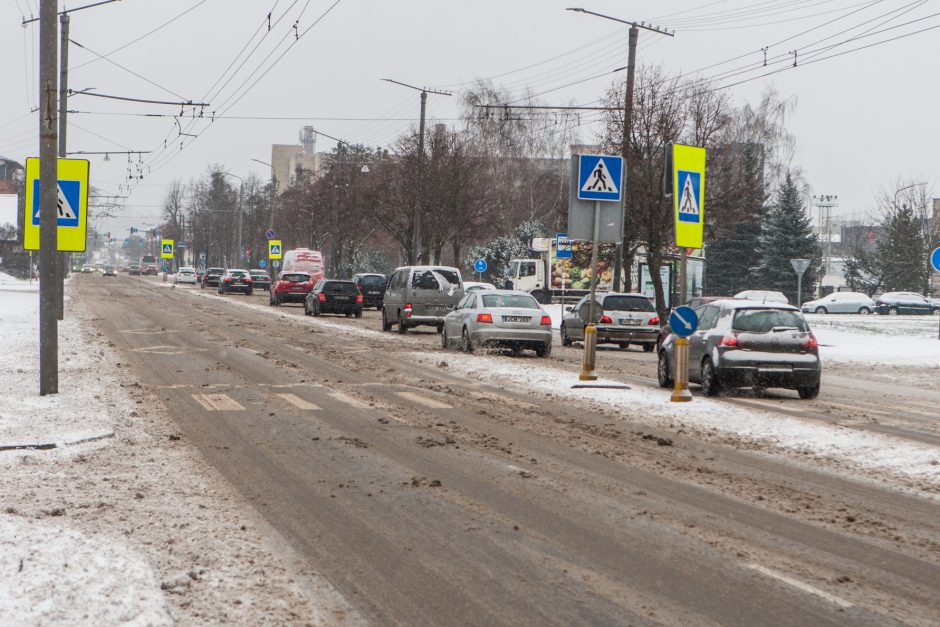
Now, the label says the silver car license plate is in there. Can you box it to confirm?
[503,316,531,323]
[758,363,793,372]
[620,318,640,325]
[334,295,349,301]
[369,291,380,295]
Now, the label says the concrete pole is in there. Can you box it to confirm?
[39,0,59,395]
[613,25,638,293]
[55,12,69,321]
[411,90,427,265]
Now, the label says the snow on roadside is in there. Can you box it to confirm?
[806,313,940,365]
[0,271,38,293]
[409,350,940,494]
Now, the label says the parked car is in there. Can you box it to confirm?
[560,292,660,352]
[270,272,313,306]
[801,291,875,314]
[128,264,141,276]
[874,292,939,315]
[734,290,789,304]
[218,269,253,295]
[249,270,272,292]
[463,281,497,292]
[304,280,363,317]
[441,290,552,357]
[202,267,225,289]
[173,267,198,285]
[352,273,387,310]
[658,300,821,399]
[382,265,464,333]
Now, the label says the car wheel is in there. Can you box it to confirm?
[461,327,474,353]
[797,381,820,400]
[441,326,450,349]
[815,307,827,314]
[618,342,630,350]
[933,308,940,316]
[560,324,572,347]
[397,311,408,334]
[701,358,721,397]
[382,309,392,332]
[246,289,252,296]
[354,310,362,319]
[657,351,673,388]
[888,307,899,316]
[304,300,311,316]
[313,303,321,317]
[377,305,383,311]
[345,312,352,318]
[642,343,655,353]
[535,343,551,358]
[858,306,871,315]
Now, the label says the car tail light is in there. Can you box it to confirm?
[318,293,326,302]
[649,316,659,325]
[477,313,493,323]
[404,303,412,317]
[719,335,738,347]
[540,315,551,326]
[224,278,232,283]
[356,294,363,303]
[245,278,252,283]
[802,334,818,350]
[599,315,612,324]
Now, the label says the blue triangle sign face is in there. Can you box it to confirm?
[163,244,173,254]
[270,245,280,255]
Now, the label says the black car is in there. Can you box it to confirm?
[304,280,363,317]
[352,273,387,310]
[874,291,939,315]
[249,270,272,292]
[202,267,225,288]
[218,269,253,295]
[658,300,821,399]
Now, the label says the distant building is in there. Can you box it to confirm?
[270,126,327,195]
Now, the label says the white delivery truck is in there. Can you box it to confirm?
[506,238,616,304]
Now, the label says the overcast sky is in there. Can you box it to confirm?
[2,0,938,237]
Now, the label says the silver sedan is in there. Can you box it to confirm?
[441,290,552,357]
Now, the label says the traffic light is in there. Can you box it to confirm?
[124,238,129,246]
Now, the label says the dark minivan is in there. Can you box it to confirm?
[352,273,387,310]
[305,280,363,317]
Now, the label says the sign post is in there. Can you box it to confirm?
[668,305,699,402]
[789,258,811,307]
[930,247,940,339]
[575,154,623,382]
[161,239,174,282]
[556,233,571,305]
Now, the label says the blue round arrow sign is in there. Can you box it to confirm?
[931,247,940,273]
[266,229,276,239]
[473,258,487,273]
[258,259,267,268]
[669,305,699,338]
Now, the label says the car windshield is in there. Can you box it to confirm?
[179,269,194,274]
[208,268,224,275]
[281,273,310,283]
[229,270,249,278]
[481,294,539,309]
[250,271,267,277]
[325,282,358,294]
[360,275,384,287]
[412,269,460,291]
[602,296,654,312]
[733,309,808,333]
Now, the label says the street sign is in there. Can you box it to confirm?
[931,247,940,273]
[790,258,810,275]
[672,144,706,249]
[161,239,174,259]
[272,260,281,268]
[473,258,487,273]
[23,157,90,252]
[567,157,623,242]
[199,252,206,263]
[556,233,572,259]
[268,239,282,259]
[669,305,699,338]
[577,155,623,202]
[265,229,276,239]
[259,259,267,269]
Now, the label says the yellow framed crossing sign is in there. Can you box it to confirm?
[268,240,282,259]
[161,239,175,259]
[672,144,706,249]
[23,157,90,252]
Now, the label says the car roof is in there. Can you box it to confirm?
[475,289,537,297]
[322,279,355,283]
[394,265,461,273]
[354,272,385,277]
[708,299,799,311]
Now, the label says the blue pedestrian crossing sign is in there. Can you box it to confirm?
[677,170,702,224]
[669,305,699,338]
[931,247,940,273]
[23,157,90,252]
[473,258,487,273]
[577,154,623,202]
[268,240,282,259]
[161,239,174,259]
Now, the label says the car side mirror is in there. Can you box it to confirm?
[564,306,573,313]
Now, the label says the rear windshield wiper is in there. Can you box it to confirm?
[771,326,799,332]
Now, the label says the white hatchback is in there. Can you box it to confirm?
[174,267,198,285]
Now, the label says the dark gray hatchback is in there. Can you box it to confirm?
[658,300,821,399]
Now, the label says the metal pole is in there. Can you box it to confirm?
[411,90,427,265]
[39,0,59,395]
[613,25,637,293]
[797,273,802,308]
[55,12,69,321]
[580,201,602,381]
[236,183,243,267]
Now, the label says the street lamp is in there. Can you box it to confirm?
[893,182,926,210]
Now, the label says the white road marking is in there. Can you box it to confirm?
[746,564,853,609]
[395,391,452,409]
[328,391,371,409]
[277,393,321,410]
[192,393,245,411]
[132,345,206,356]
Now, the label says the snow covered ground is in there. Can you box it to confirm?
[0,288,351,623]
[806,313,940,365]
[0,271,38,293]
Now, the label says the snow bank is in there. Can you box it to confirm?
[806,313,940,365]
[0,516,172,625]
[0,271,37,293]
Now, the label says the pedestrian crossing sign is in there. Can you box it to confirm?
[268,240,282,260]
[672,144,706,249]
[161,239,175,259]
[577,154,623,202]
[23,157,90,252]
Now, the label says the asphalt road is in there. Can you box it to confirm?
[77,274,940,626]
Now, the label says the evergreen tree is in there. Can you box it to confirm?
[752,172,821,301]
[877,204,927,292]
[704,144,765,296]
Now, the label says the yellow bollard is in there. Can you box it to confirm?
[670,337,693,402]
[580,324,598,381]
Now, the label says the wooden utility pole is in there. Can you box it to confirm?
[39,0,59,395]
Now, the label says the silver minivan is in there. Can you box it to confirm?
[382,265,464,333]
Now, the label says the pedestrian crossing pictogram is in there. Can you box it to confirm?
[576,154,623,202]
[677,170,701,224]
[31,181,81,227]
[581,159,618,194]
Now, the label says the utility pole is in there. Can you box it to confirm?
[39,0,59,395]
[382,79,451,264]
[56,11,69,321]
[567,9,673,292]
